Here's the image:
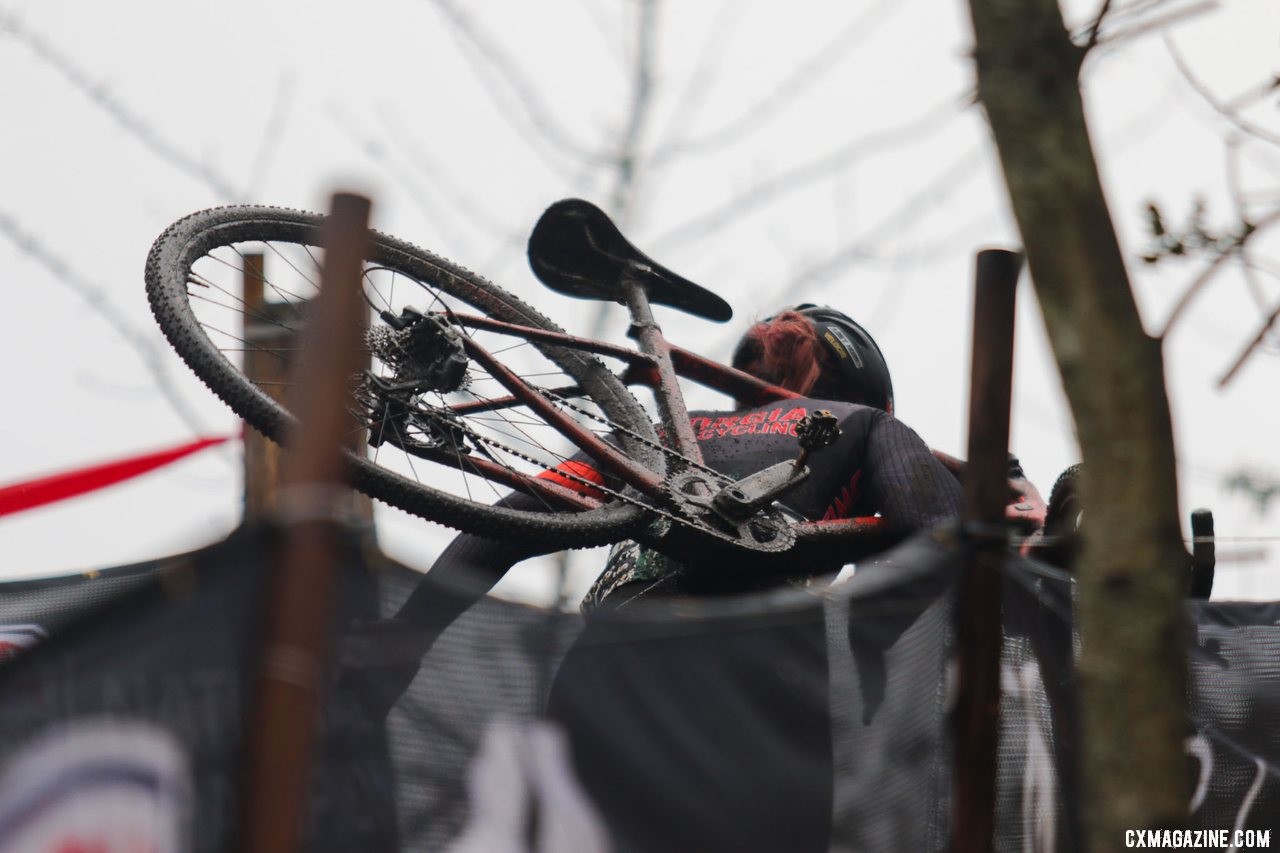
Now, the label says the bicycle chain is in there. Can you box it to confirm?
[414,396,795,554]
[423,408,687,525]
[537,387,723,479]
[536,389,799,552]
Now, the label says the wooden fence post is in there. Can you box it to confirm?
[952,248,1022,852]
[239,192,373,853]
[243,253,286,519]
[242,253,375,525]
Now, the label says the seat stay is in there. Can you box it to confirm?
[458,333,665,496]
[446,311,657,367]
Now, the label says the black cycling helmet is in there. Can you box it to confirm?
[735,304,895,415]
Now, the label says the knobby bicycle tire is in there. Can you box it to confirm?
[145,205,664,548]
[1045,463,1082,536]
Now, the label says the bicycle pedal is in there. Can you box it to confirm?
[795,410,841,451]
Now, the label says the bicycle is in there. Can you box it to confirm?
[145,198,1046,573]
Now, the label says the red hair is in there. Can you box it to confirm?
[732,310,827,396]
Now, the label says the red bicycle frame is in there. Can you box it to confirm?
[431,281,1046,553]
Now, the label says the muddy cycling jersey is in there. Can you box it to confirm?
[546,399,958,523]
[556,398,962,608]
[686,399,954,523]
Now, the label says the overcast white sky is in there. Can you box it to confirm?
[1,0,1277,600]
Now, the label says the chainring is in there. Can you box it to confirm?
[662,470,796,553]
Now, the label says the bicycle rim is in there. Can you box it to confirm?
[145,205,663,548]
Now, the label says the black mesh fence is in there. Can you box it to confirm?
[0,525,397,851]
[1184,600,1280,837]
[0,524,1276,851]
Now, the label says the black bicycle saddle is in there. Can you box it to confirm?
[527,198,733,323]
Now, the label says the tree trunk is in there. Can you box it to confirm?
[963,0,1190,848]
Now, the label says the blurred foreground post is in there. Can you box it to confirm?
[952,249,1021,852]
[239,192,372,853]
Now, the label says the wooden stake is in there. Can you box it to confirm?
[952,248,1021,853]
[242,253,287,519]
[239,192,373,853]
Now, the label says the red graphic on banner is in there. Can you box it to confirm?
[54,839,110,853]
[0,625,48,663]
[0,437,232,518]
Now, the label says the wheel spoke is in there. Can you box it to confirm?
[145,205,660,547]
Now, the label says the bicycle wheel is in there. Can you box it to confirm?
[146,205,664,548]
[1041,463,1081,569]
[1045,463,1082,535]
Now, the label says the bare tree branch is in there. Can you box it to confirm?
[608,0,658,222]
[371,105,530,276]
[700,152,1000,356]
[1071,0,1195,44]
[327,105,476,253]
[780,147,985,295]
[422,0,607,167]
[1082,0,1116,52]
[646,0,745,164]
[576,0,625,72]
[1243,256,1280,282]
[649,0,906,161]
[1223,135,1277,314]
[374,104,517,240]
[649,91,972,255]
[1079,0,1176,30]
[1157,244,1244,336]
[1222,73,1280,114]
[1158,207,1280,337]
[1164,31,1280,146]
[0,13,240,200]
[1214,156,1280,384]
[245,73,297,198]
[1218,293,1280,387]
[0,209,210,436]
[1082,1,1217,51]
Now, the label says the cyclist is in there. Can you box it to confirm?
[395,303,960,630]
[377,304,962,852]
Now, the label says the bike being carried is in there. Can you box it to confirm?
[145,198,1045,598]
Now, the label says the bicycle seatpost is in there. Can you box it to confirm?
[619,263,705,468]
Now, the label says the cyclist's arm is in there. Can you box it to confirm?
[858,411,962,534]
[394,490,559,647]
[342,488,571,716]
